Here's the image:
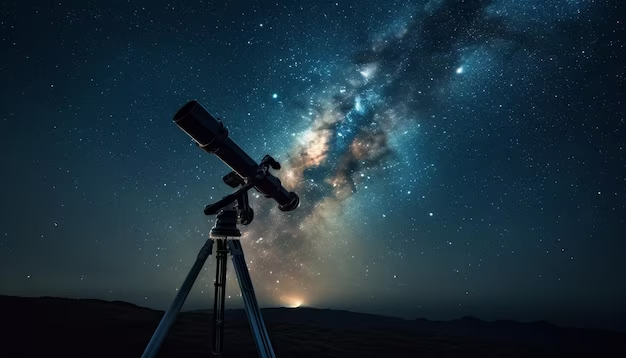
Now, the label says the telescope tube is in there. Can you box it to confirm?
[173,100,299,212]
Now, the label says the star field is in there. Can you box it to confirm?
[1,0,625,330]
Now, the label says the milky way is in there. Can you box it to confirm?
[1,0,624,328]
[241,0,564,308]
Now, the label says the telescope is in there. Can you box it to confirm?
[173,100,299,212]
[142,100,301,358]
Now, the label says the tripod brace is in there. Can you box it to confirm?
[141,155,282,358]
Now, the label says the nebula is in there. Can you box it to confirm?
[218,0,593,307]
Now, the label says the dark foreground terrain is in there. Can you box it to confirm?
[1,295,624,357]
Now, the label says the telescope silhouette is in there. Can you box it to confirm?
[142,100,299,358]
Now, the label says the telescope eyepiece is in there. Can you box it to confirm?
[278,192,300,212]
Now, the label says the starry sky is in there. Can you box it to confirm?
[1,0,625,331]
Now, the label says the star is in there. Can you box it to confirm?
[1,0,621,333]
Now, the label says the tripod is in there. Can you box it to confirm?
[141,157,282,358]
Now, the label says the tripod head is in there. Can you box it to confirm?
[205,154,293,227]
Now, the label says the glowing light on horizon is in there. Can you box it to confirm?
[281,296,305,308]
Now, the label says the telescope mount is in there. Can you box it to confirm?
[141,155,282,358]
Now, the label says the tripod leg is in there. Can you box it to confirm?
[141,238,214,358]
[227,239,276,358]
[212,239,228,355]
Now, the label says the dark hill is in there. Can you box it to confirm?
[1,295,624,357]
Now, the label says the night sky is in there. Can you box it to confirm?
[1,0,625,331]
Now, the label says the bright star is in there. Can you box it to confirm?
[272,93,278,99]
[456,66,464,74]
